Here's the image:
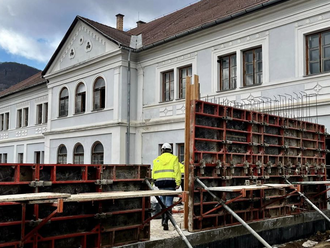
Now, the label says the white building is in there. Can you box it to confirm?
[0,0,329,165]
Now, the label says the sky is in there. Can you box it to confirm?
[0,0,199,70]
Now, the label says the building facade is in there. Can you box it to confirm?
[0,0,329,165]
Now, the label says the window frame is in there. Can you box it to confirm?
[306,29,330,75]
[178,66,192,99]
[218,53,237,91]
[17,109,22,128]
[37,104,43,124]
[243,47,263,87]
[17,153,23,163]
[161,70,174,102]
[177,143,185,163]
[93,77,105,111]
[23,108,28,127]
[59,88,69,117]
[91,142,104,164]
[73,143,84,164]
[4,112,9,131]
[2,153,7,163]
[57,144,67,164]
[75,83,86,114]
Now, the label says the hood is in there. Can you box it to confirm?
[159,153,174,166]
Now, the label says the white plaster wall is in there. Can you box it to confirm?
[48,133,112,164]
[142,128,184,167]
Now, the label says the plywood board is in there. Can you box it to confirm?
[0,192,70,202]
[208,184,291,192]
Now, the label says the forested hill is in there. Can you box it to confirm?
[0,62,41,92]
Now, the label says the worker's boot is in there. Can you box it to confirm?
[163,209,172,231]
[163,213,169,230]
[161,213,166,228]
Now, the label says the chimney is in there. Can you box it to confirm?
[136,20,146,28]
[116,13,124,31]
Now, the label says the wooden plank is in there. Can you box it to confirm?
[193,75,200,99]
[65,190,180,202]
[184,75,192,230]
[0,192,70,202]
[208,184,291,192]
[28,190,180,204]
[291,181,330,185]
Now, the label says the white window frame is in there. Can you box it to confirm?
[156,56,197,103]
[296,18,330,77]
[212,36,269,92]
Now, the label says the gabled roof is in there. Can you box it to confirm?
[0,72,46,99]
[128,0,287,48]
[79,16,131,46]
[42,0,287,76]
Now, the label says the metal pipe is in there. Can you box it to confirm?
[126,49,132,165]
[145,180,193,248]
[285,179,330,223]
[195,178,273,248]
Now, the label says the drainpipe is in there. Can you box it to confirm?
[126,49,132,165]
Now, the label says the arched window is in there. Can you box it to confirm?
[57,145,67,164]
[59,88,69,117]
[93,77,105,110]
[73,143,84,164]
[91,142,104,164]
[75,83,86,114]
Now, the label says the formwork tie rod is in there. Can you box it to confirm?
[285,179,330,223]
[195,178,273,248]
[145,179,193,248]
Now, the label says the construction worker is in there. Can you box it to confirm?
[152,143,181,230]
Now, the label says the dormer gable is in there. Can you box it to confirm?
[43,16,131,76]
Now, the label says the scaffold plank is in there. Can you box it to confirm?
[0,192,70,202]
[208,184,292,192]
[291,181,330,185]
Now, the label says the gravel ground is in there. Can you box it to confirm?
[150,201,330,248]
[150,205,187,241]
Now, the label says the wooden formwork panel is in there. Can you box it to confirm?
[189,100,327,231]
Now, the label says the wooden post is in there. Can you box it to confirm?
[184,75,200,230]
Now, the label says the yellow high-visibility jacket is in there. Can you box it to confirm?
[180,162,184,176]
[152,152,181,188]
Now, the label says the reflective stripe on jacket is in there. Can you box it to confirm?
[152,152,181,187]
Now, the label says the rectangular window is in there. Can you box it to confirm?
[23,108,28,127]
[306,30,330,75]
[37,103,48,124]
[162,70,174,102]
[219,54,237,91]
[37,104,42,124]
[243,47,262,86]
[0,114,3,131]
[3,153,7,163]
[17,109,22,128]
[18,153,23,163]
[35,151,41,164]
[179,66,192,99]
[5,112,9,130]
[177,143,185,163]
[44,103,48,123]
